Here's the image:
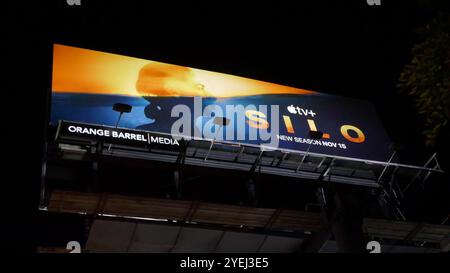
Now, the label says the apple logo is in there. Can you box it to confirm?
[287,105,297,114]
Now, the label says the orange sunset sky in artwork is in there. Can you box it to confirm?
[52,44,316,98]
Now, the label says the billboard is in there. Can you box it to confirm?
[51,44,392,162]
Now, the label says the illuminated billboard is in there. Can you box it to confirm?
[51,44,392,162]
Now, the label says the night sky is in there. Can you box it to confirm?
[4,0,449,252]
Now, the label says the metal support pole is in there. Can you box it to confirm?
[296,143,313,172]
[421,157,441,187]
[204,125,223,161]
[91,141,103,192]
[330,189,367,252]
[256,209,283,253]
[403,152,437,193]
[276,152,288,167]
[388,166,399,196]
[204,140,214,161]
[234,146,245,162]
[173,170,182,199]
[270,153,279,166]
[246,178,258,206]
[297,188,331,253]
[318,158,335,181]
[381,188,406,221]
[108,112,123,151]
[39,142,49,208]
[377,151,397,184]
[249,150,264,174]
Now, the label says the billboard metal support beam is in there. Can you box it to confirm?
[318,158,335,181]
[204,140,214,161]
[419,216,449,248]
[256,209,283,253]
[89,141,103,192]
[316,156,327,170]
[246,178,258,206]
[243,150,264,206]
[39,142,49,208]
[296,145,312,172]
[377,151,397,184]
[296,131,324,172]
[249,150,264,174]
[379,188,406,221]
[403,152,437,193]
[297,188,331,253]
[176,141,187,165]
[270,153,279,166]
[170,143,187,199]
[388,166,400,196]
[330,189,367,253]
[173,170,182,199]
[421,158,441,188]
[276,152,288,167]
[204,118,228,161]
[53,120,445,199]
[403,222,425,243]
[234,146,245,162]
[168,200,201,253]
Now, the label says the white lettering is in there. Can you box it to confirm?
[150,136,179,146]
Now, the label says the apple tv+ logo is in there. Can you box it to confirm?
[287,105,316,117]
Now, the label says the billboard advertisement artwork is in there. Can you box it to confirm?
[51,44,392,162]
